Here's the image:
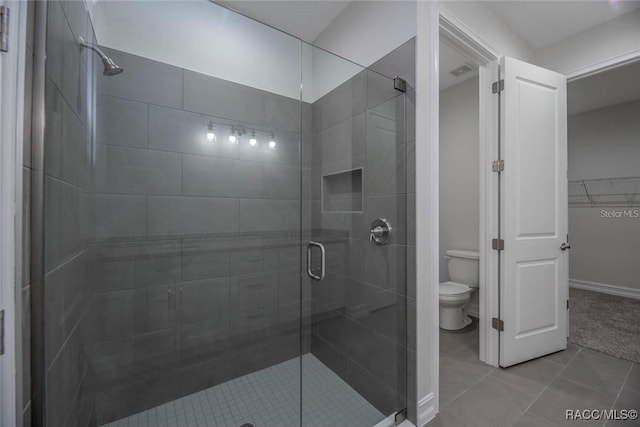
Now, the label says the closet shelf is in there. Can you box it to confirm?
[569,176,640,207]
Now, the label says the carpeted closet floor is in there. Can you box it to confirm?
[569,287,640,363]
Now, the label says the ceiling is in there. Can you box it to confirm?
[215,0,351,42]
[486,1,640,50]
[440,41,479,90]
[568,60,640,115]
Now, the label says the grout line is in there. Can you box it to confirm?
[441,366,495,410]
[603,363,635,427]
[146,103,150,149]
[521,346,584,417]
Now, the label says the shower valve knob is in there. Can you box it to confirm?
[370,219,392,245]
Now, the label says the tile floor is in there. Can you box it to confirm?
[429,319,640,427]
[102,354,385,427]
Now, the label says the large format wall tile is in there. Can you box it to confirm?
[263,164,300,200]
[98,48,183,109]
[181,237,231,281]
[89,290,135,343]
[44,81,90,189]
[183,70,266,124]
[60,1,90,42]
[94,145,182,195]
[180,277,230,325]
[148,196,240,236]
[312,70,367,133]
[369,38,416,89]
[45,323,85,427]
[239,199,299,232]
[182,154,263,198]
[309,40,415,418]
[96,94,148,148]
[91,194,148,239]
[149,105,235,157]
[312,113,366,166]
[44,177,82,273]
[46,1,87,123]
[265,92,300,132]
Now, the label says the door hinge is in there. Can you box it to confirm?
[492,79,504,94]
[0,309,5,355]
[492,238,504,251]
[492,317,504,332]
[394,408,407,425]
[394,76,407,93]
[0,6,8,52]
[567,300,570,310]
[492,160,504,172]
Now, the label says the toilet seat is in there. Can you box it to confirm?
[439,281,472,301]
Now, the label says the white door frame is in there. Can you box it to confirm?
[438,8,501,369]
[415,3,501,425]
[0,1,27,426]
[565,49,640,82]
[417,3,640,425]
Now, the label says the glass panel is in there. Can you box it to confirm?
[42,1,303,425]
[41,0,408,425]
[301,43,408,426]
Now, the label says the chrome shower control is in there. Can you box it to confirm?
[370,218,392,245]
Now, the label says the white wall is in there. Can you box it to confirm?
[90,1,377,103]
[535,8,640,76]
[313,0,535,72]
[313,1,417,69]
[568,100,640,290]
[439,1,535,63]
[92,0,308,100]
[439,76,480,283]
[307,43,364,102]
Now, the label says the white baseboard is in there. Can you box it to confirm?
[417,393,436,427]
[467,303,479,318]
[570,279,640,300]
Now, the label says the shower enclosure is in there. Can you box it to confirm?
[34,1,412,425]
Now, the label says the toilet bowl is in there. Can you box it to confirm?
[439,249,479,330]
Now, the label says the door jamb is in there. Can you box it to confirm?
[438,7,500,369]
[565,49,640,82]
[415,4,501,426]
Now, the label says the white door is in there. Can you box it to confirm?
[499,56,568,367]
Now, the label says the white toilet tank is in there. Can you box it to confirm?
[446,249,480,287]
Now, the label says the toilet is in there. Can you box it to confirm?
[439,249,480,330]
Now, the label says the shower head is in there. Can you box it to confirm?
[101,56,124,76]
[78,37,124,76]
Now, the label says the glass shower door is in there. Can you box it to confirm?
[38,0,409,425]
[301,44,408,426]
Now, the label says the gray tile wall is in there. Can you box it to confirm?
[86,48,310,425]
[307,38,416,420]
[21,2,35,426]
[41,1,98,426]
[35,6,414,424]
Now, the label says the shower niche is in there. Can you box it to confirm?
[322,168,364,213]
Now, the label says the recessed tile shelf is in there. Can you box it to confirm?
[322,168,363,213]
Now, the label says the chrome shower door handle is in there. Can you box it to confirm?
[307,241,325,281]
